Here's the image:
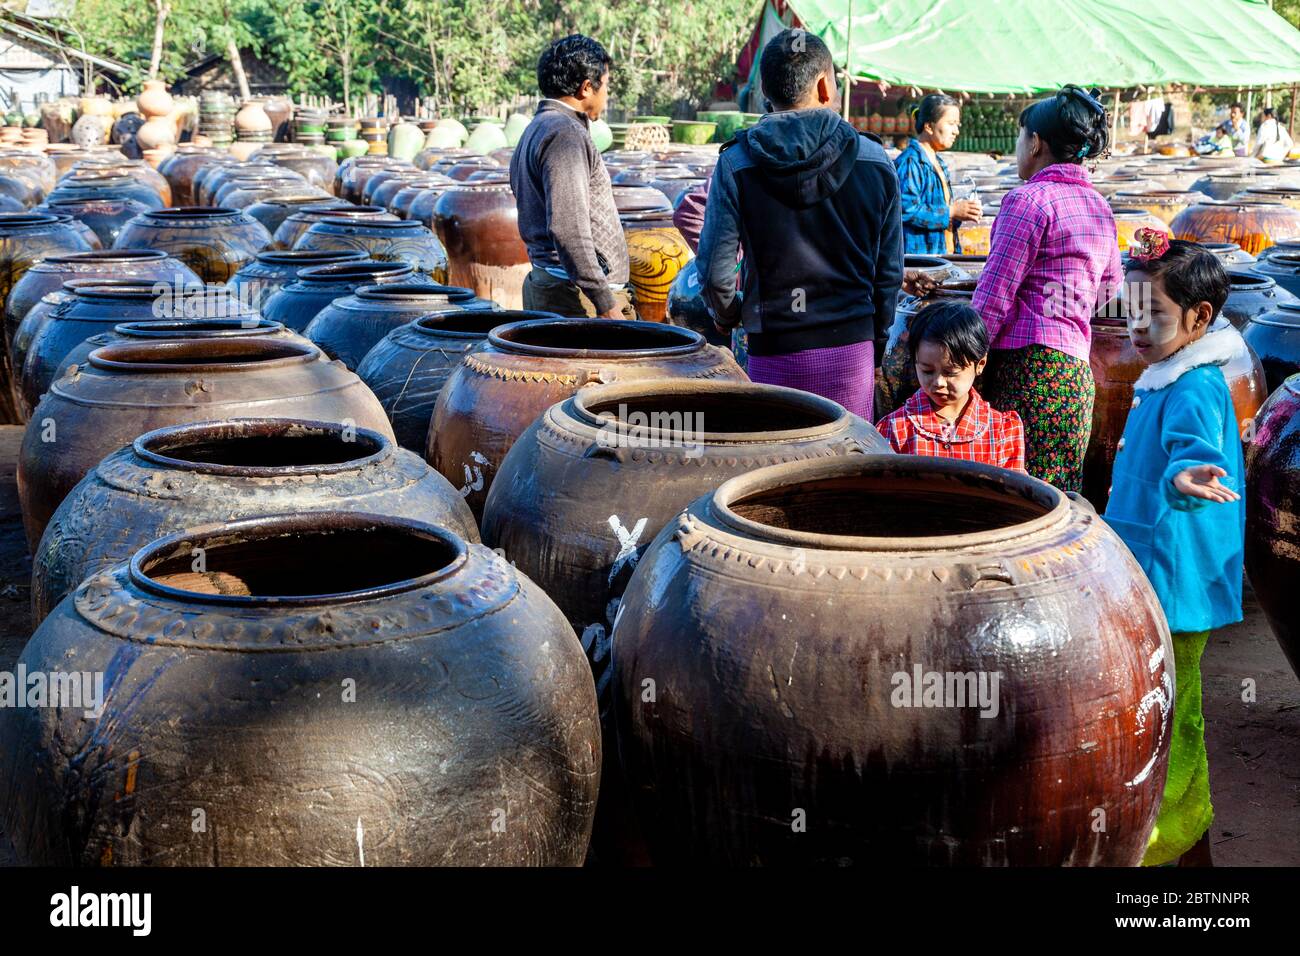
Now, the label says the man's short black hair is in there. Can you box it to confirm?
[1124,239,1229,319]
[1230,101,1245,113]
[759,29,834,110]
[537,34,612,100]
[907,301,989,367]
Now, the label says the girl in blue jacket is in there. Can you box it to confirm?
[1105,234,1245,867]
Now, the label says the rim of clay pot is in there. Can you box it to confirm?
[710,456,1070,552]
[112,317,284,338]
[42,197,146,210]
[39,249,169,266]
[1111,208,1165,220]
[1112,189,1201,199]
[133,417,391,477]
[87,337,318,372]
[254,194,337,207]
[313,205,395,219]
[1229,273,1276,291]
[141,206,248,222]
[305,217,425,233]
[489,316,704,358]
[1260,252,1300,269]
[252,249,367,267]
[1203,242,1246,256]
[127,512,467,607]
[942,254,989,263]
[570,380,850,444]
[1250,302,1300,327]
[354,282,474,303]
[0,213,60,228]
[58,174,136,187]
[903,255,953,271]
[411,309,512,337]
[297,261,415,285]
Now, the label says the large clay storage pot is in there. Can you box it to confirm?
[213,172,316,210]
[31,418,478,623]
[610,455,1173,865]
[0,213,95,423]
[1245,378,1300,677]
[1250,251,1300,297]
[357,309,545,453]
[338,157,408,203]
[157,146,227,205]
[260,259,416,332]
[1082,314,1266,511]
[433,183,529,309]
[243,193,340,235]
[45,173,164,212]
[195,160,274,206]
[1242,302,1300,394]
[272,204,395,250]
[83,159,173,206]
[1192,169,1291,202]
[17,337,394,546]
[428,317,747,519]
[1202,242,1256,267]
[1,512,599,866]
[1113,208,1171,251]
[34,196,151,247]
[621,213,693,323]
[304,281,494,371]
[1220,271,1298,328]
[1236,186,1300,211]
[1110,189,1210,226]
[189,156,247,206]
[391,176,455,220]
[878,279,978,417]
[113,207,272,283]
[227,248,366,310]
[258,147,338,194]
[294,216,448,282]
[1171,200,1300,256]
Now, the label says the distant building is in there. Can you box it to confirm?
[0,10,129,111]
[176,49,289,97]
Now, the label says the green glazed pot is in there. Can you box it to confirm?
[671,120,717,146]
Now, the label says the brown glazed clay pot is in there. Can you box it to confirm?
[1245,377,1300,678]
[391,176,456,219]
[1082,315,1266,511]
[260,259,416,332]
[1109,189,1210,225]
[1220,271,1298,328]
[157,146,229,206]
[31,418,479,623]
[433,183,529,309]
[611,455,1173,865]
[112,207,273,283]
[243,193,341,235]
[1242,302,1300,394]
[227,248,367,310]
[338,158,411,204]
[34,197,152,247]
[194,161,275,206]
[428,317,747,519]
[17,337,394,546]
[360,166,422,206]
[294,217,448,282]
[259,148,338,194]
[1,512,599,866]
[304,281,495,371]
[0,213,95,423]
[272,204,396,250]
[1172,200,1300,256]
[878,279,978,417]
[45,174,165,212]
[83,159,173,206]
[213,173,315,210]
[357,309,547,453]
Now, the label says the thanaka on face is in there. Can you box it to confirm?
[914,339,986,418]
[1125,270,1212,366]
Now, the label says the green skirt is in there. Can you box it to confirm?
[1142,630,1214,867]
[982,344,1095,492]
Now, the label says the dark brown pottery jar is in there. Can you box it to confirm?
[357,309,540,453]
[1242,302,1300,394]
[31,418,479,623]
[1171,200,1300,256]
[272,204,396,251]
[17,336,394,546]
[243,193,341,235]
[195,161,276,207]
[1220,271,1298,328]
[260,259,416,332]
[227,248,367,310]
[112,207,273,283]
[611,455,1172,865]
[304,281,495,370]
[294,217,448,283]
[1,512,598,865]
[157,147,229,206]
[34,196,151,247]
[1245,377,1300,678]
[428,317,747,519]
[45,173,165,212]
[433,183,530,309]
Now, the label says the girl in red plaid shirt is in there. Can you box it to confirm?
[876,301,1026,471]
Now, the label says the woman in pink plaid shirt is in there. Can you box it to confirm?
[971,86,1122,491]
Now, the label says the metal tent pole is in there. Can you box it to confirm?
[841,0,854,119]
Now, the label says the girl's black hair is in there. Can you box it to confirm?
[1019,85,1110,164]
[908,300,989,367]
[914,93,960,135]
[1124,240,1229,319]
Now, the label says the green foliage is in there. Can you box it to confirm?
[57,0,761,110]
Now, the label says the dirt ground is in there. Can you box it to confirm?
[0,423,1295,867]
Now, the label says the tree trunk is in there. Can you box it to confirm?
[149,0,170,80]
[227,38,251,100]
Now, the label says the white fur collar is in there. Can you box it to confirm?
[1132,328,1245,392]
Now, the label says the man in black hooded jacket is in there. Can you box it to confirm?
[696,28,903,419]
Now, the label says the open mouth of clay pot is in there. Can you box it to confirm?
[148,207,242,219]
[491,317,703,357]
[46,249,168,264]
[113,318,282,338]
[576,382,843,437]
[356,282,474,303]
[135,418,388,474]
[254,249,366,266]
[130,513,464,605]
[1229,273,1273,290]
[415,310,506,335]
[88,338,316,371]
[298,261,413,283]
[714,457,1066,549]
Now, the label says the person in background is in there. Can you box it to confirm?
[1227,101,1248,154]
[511,34,637,319]
[1104,235,1245,868]
[894,94,981,255]
[1253,106,1294,162]
[696,28,903,420]
[971,84,1121,492]
[875,300,1024,470]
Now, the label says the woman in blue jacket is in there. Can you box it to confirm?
[894,94,982,255]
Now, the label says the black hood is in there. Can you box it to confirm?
[738,108,861,208]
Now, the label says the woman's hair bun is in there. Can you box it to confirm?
[1019,84,1110,164]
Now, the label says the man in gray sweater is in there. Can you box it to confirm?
[510,34,636,319]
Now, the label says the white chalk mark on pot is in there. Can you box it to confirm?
[608,515,647,584]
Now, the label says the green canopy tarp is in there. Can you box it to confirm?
[782,0,1300,93]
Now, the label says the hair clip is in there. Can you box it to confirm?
[1062,85,1106,117]
[1128,228,1170,264]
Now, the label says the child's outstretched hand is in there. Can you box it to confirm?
[1172,465,1241,503]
